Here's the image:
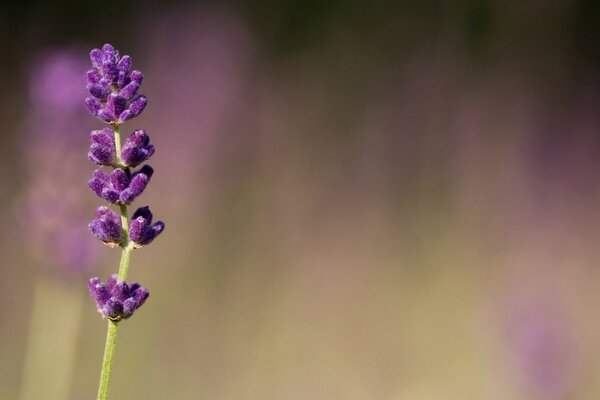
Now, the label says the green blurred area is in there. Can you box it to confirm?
[1,1,600,399]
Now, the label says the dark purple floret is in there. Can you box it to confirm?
[121,130,155,167]
[129,206,165,247]
[88,127,116,165]
[85,43,147,124]
[89,166,153,205]
[88,274,149,321]
[88,206,122,247]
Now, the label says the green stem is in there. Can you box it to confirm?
[117,203,133,282]
[96,321,118,400]
[95,123,134,400]
[113,123,122,163]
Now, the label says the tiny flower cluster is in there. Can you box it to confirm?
[85,43,164,321]
[88,128,154,167]
[89,275,149,321]
[89,165,153,205]
[85,44,147,124]
[88,205,164,248]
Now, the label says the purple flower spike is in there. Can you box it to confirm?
[88,274,149,321]
[89,166,153,205]
[129,206,165,248]
[88,206,122,247]
[85,43,163,330]
[121,130,155,167]
[85,44,147,124]
[88,127,116,165]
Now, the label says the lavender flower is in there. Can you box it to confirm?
[88,166,153,204]
[89,128,155,167]
[88,206,122,247]
[129,206,165,247]
[121,130,155,166]
[88,275,149,321]
[86,43,164,399]
[85,44,147,124]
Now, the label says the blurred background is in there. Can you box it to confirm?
[1,0,600,399]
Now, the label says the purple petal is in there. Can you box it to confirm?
[98,108,115,123]
[101,187,120,203]
[101,44,118,82]
[95,206,114,218]
[110,168,130,192]
[87,80,109,100]
[88,278,111,307]
[112,281,129,302]
[119,95,147,122]
[103,298,123,320]
[89,207,121,244]
[106,274,118,291]
[90,49,102,68]
[88,176,107,197]
[91,127,115,145]
[145,221,165,244]
[129,173,149,197]
[106,93,127,118]
[131,206,152,222]
[133,287,149,308]
[87,69,101,84]
[121,130,154,166]
[89,219,117,243]
[89,128,116,165]
[117,55,131,72]
[85,97,102,116]
[129,216,149,243]
[130,70,144,84]
[92,169,110,181]
[117,71,129,89]
[118,80,140,100]
[122,298,137,318]
[136,165,154,179]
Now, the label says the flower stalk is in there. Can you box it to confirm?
[97,320,118,400]
[85,43,164,400]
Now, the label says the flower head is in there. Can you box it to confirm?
[129,206,165,247]
[88,128,155,168]
[88,206,122,247]
[88,274,149,321]
[85,44,147,124]
[89,166,153,205]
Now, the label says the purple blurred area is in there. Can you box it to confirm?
[1,1,600,399]
[17,49,102,275]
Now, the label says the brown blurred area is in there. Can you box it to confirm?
[1,1,600,399]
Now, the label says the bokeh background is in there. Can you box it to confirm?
[1,1,600,399]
